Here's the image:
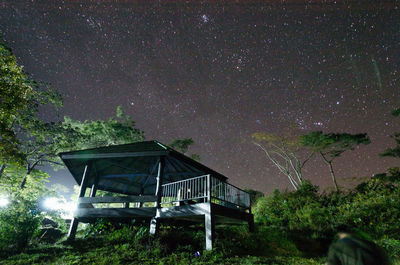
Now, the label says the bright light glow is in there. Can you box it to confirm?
[62,202,77,219]
[0,197,9,208]
[43,197,76,219]
[44,197,62,211]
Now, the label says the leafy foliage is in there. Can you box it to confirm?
[4,105,145,188]
[301,132,370,159]
[0,173,51,254]
[168,138,195,153]
[0,195,42,253]
[59,106,144,152]
[1,223,320,265]
[244,189,264,204]
[168,138,201,161]
[392,108,400,117]
[253,172,400,260]
[0,39,62,165]
[300,131,370,191]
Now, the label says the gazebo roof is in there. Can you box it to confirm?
[59,140,227,196]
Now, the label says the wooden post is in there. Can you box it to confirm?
[206,174,211,203]
[150,157,165,235]
[68,163,90,240]
[139,188,144,208]
[89,174,98,198]
[205,177,214,250]
[248,216,255,233]
[205,204,214,250]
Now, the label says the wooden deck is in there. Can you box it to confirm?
[75,202,252,225]
[68,174,254,250]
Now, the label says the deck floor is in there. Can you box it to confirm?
[75,202,252,225]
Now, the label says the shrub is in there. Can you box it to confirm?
[378,237,400,261]
[0,194,43,254]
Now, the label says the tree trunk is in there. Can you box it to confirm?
[327,161,339,192]
[253,141,300,190]
[20,166,33,189]
[20,171,29,189]
[0,164,5,178]
[320,152,339,192]
[20,159,43,189]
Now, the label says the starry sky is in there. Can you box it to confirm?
[1,0,399,194]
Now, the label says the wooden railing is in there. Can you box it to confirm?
[211,177,250,210]
[161,175,251,211]
[75,175,251,211]
[161,175,208,205]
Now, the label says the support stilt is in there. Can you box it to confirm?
[205,207,215,250]
[67,163,91,241]
[149,217,159,235]
[67,219,79,240]
[248,217,255,232]
[149,157,164,236]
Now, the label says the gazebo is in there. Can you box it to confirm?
[60,140,253,250]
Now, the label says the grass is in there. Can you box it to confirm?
[1,223,398,265]
[0,225,328,265]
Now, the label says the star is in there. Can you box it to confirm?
[1,1,398,194]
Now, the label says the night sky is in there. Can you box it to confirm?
[1,1,399,194]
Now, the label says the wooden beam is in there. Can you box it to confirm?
[78,195,157,204]
[75,207,157,218]
[61,150,168,160]
[205,203,214,250]
[169,150,228,181]
[89,164,99,197]
[150,156,165,235]
[206,174,211,203]
[211,203,253,222]
[248,216,255,233]
[68,163,90,240]
[78,164,90,198]
[154,156,165,208]
[158,203,210,218]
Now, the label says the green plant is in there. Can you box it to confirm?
[379,237,400,261]
[0,194,43,254]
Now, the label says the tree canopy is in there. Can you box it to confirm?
[168,138,200,161]
[252,132,313,190]
[301,131,370,191]
[0,40,61,164]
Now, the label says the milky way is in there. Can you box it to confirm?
[1,1,399,194]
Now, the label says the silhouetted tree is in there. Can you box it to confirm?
[244,189,264,204]
[301,132,370,191]
[252,132,314,190]
[169,138,200,161]
[380,107,400,158]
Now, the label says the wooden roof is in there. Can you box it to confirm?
[59,140,227,196]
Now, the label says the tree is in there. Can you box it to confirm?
[19,106,145,188]
[0,163,56,254]
[380,107,400,158]
[58,106,144,151]
[301,132,370,192]
[0,38,62,186]
[244,189,264,204]
[252,132,314,190]
[0,39,62,165]
[168,138,200,161]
